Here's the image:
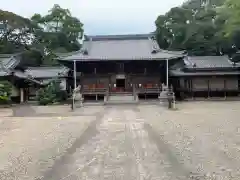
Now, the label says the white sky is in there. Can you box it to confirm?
[1,0,185,35]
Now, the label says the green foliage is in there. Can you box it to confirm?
[155,0,238,56]
[31,4,83,59]
[218,0,240,37]
[0,81,12,104]
[0,4,84,65]
[36,79,67,105]
[0,10,36,54]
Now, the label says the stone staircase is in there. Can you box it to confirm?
[105,92,138,105]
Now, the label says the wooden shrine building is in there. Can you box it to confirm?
[0,54,69,103]
[58,34,185,101]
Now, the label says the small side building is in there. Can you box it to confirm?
[170,56,240,99]
[0,54,69,103]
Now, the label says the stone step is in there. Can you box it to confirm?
[108,95,135,101]
[105,100,138,105]
[109,93,133,96]
[106,94,138,105]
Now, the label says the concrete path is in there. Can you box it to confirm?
[41,106,192,180]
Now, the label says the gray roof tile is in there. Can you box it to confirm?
[0,54,21,77]
[14,71,43,85]
[184,56,236,69]
[86,34,154,41]
[0,71,9,76]
[170,56,240,76]
[24,66,69,78]
[59,34,184,61]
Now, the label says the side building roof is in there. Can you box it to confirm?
[23,66,69,78]
[58,34,185,61]
[0,54,20,76]
[0,53,69,85]
[170,56,240,76]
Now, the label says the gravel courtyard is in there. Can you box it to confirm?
[0,102,240,180]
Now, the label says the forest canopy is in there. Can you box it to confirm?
[155,0,240,56]
[1,0,240,66]
[0,4,83,65]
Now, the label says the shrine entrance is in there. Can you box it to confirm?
[116,78,125,88]
[113,74,126,92]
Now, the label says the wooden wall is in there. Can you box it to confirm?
[178,76,239,91]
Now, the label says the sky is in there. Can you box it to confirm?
[1,0,185,35]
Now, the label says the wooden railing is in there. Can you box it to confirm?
[176,87,239,92]
[82,87,108,94]
[136,87,161,94]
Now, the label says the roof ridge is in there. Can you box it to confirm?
[56,50,82,58]
[147,37,185,56]
[159,49,186,55]
[27,66,67,69]
[87,33,154,41]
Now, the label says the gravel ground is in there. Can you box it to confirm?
[0,108,13,117]
[0,102,240,180]
[139,101,240,179]
[0,106,105,180]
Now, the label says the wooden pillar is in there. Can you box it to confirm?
[224,79,226,100]
[73,60,77,90]
[207,79,210,99]
[25,88,29,102]
[188,78,193,99]
[166,59,169,87]
[190,79,194,100]
[96,95,98,101]
[20,88,24,103]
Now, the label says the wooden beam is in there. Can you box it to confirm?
[224,79,226,100]
[207,79,210,99]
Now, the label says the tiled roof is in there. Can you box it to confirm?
[170,56,240,76]
[0,70,9,76]
[0,54,21,77]
[23,66,69,78]
[184,56,237,69]
[14,71,43,85]
[86,34,154,41]
[13,66,69,85]
[58,34,185,61]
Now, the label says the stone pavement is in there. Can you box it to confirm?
[40,106,193,180]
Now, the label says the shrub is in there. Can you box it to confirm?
[36,79,67,105]
[0,81,12,105]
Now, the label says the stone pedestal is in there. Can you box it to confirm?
[159,85,176,109]
[75,92,83,108]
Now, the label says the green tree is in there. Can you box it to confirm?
[0,10,36,54]
[219,0,240,37]
[31,4,84,65]
[155,0,227,55]
[0,81,12,104]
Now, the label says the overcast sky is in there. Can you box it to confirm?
[1,0,185,35]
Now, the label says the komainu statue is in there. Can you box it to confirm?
[71,85,84,110]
